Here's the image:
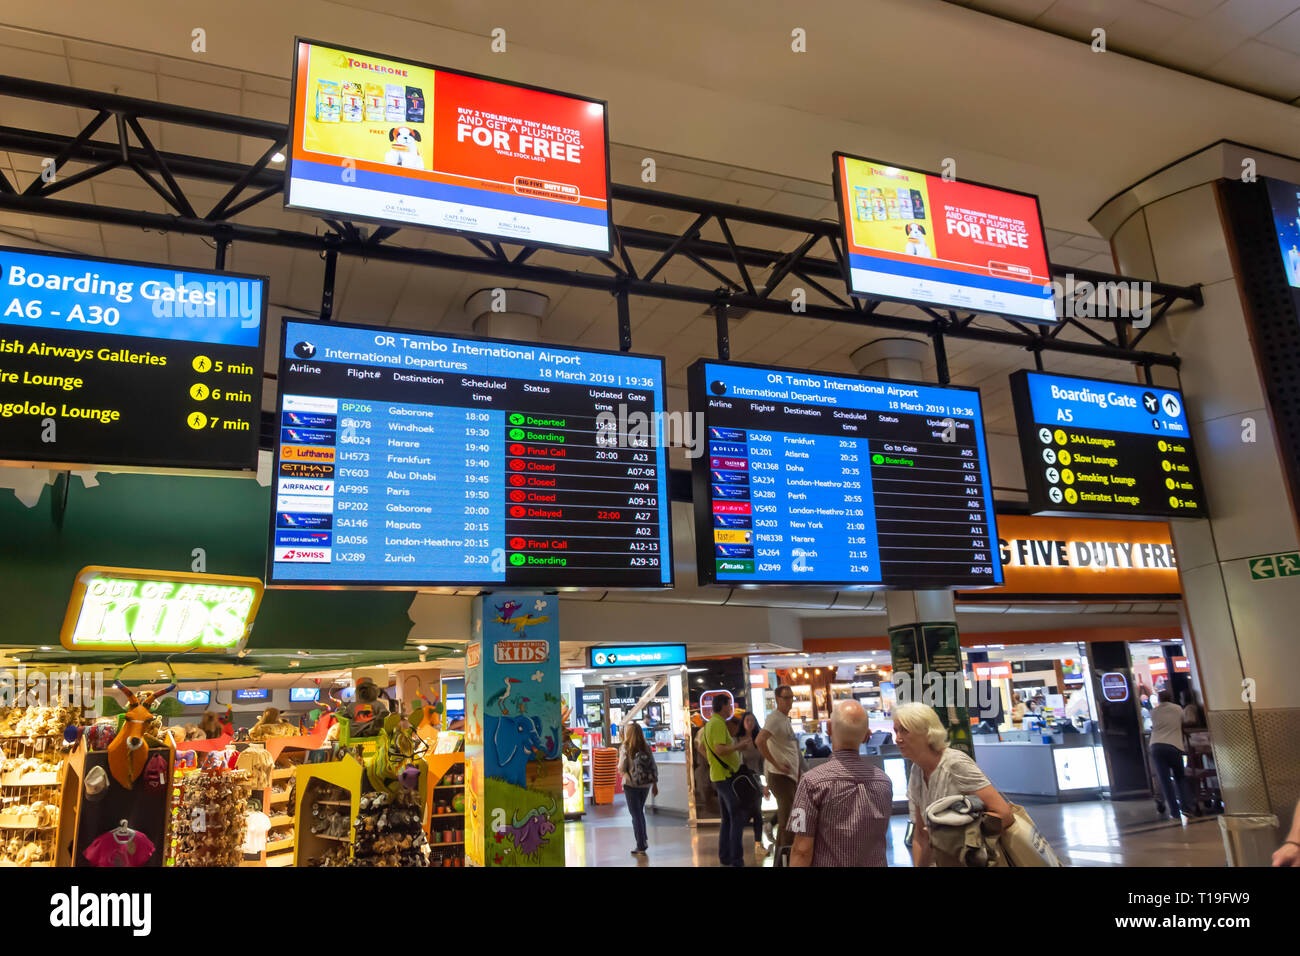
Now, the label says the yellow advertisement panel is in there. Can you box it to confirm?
[300,46,435,169]
[841,159,936,258]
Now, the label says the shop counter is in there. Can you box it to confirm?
[973,739,1108,799]
[800,752,911,812]
[648,750,689,817]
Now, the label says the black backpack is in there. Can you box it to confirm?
[629,750,657,787]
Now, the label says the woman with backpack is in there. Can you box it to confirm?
[618,720,659,856]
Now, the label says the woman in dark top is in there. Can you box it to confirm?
[739,711,768,860]
[618,721,658,855]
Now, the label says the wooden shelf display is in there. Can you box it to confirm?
[423,755,465,868]
[0,732,66,867]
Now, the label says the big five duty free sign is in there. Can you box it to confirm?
[59,567,263,653]
[833,153,1055,323]
[689,358,1002,588]
[267,318,672,589]
[1009,370,1207,519]
[286,39,612,254]
[0,246,266,471]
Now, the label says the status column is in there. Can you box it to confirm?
[465,592,564,867]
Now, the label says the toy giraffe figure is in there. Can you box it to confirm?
[106,681,176,790]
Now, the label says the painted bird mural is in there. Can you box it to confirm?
[494,600,523,622]
[486,677,522,715]
[505,613,549,633]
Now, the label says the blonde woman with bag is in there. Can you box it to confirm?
[895,702,1061,867]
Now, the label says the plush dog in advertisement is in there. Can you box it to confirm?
[384,126,424,169]
[903,222,932,257]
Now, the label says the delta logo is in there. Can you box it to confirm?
[281,444,336,463]
[493,640,549,665]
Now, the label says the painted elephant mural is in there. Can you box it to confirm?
[485,713,562,787]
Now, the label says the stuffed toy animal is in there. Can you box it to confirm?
[247,707,298,741]
[340,678,389,738]
[198,711,225,739]
[106,683,175,790]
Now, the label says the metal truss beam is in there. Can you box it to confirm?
[0,74,1199,370]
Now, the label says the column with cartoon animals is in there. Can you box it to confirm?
[465,593,563,867]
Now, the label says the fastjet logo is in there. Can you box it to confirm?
[50,887,152,936]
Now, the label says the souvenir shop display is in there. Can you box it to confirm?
[352,788,427,867]
[62,683,176,868]
[426,760,466,867]
[168,755,251,867]
[0,705,84,867]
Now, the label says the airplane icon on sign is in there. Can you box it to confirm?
[1142,392,1159,413]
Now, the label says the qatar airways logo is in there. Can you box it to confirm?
[345,57,408,77]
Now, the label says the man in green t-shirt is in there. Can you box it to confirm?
[702,695,751,867]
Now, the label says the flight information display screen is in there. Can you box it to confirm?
[688,359,1002,588]
[1010,370,1207,518]
[268,319,672,589]
[0,246,265,471]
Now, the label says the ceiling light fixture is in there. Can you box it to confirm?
[271,151,285,163]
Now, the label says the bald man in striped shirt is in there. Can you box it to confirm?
[788,699,893,867]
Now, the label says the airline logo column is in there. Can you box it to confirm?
[274,396,338,563]
[710,427,753,574]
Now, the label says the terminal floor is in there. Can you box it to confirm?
[564,795,1226,867]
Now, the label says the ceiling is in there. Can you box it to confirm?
[0,22,1150,438]
[951,0,1300,103]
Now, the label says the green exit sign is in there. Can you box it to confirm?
[1249,551,1300,580]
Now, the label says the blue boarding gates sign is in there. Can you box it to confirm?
[588,644,687,668]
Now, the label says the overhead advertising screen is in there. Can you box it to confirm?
[268,318,672,589]
[1010,370,1206,519]
[688,359,1002,588]
[286,39,611,254]
[833,153,1055,323]
[0,246,265,471]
